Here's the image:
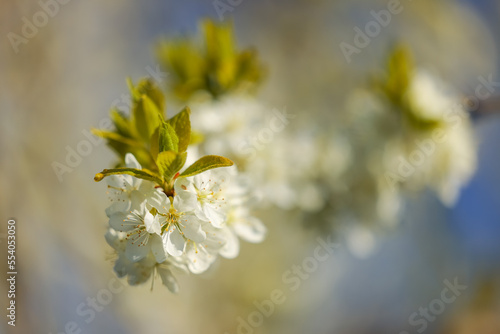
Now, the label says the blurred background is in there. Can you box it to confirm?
[1,0,500,333]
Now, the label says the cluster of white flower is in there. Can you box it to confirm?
[373,69,477,206]
[104,153,266,292]
[187,68,476,239]
[403,70,477,205]
[191,96,351,213]
[190,96,270,166]
[338,68,477,230]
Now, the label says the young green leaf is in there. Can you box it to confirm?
[91,129,142,148]
[156,40,206,101]
[110,109,132,137]
[94,167,163,184]
[156,19,265,101]
[134,78,166,115]
[179,155,233,178]
[203,19,235,65]
[385,45,413,103]
[127,78,166,142]
[132,94,162,142]
[168,107,191,153]
[159,121,179,153]
[150,127,160,160]
[126,77,139,100]
[156,151,187,181]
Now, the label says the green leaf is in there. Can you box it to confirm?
[159,121,179,152]
[156,19,264,101]
[203,19,235,65]
[150,127,160,160]
[156,40,206,101]
[235,49,265,90]
[127,78,166,142]
[91,129,142,148]
[179,155,233,178]
[156,151,187,181]
[385,45,413,103]
[126,77,139,100]
[167,107,191,152]
[132,94,163,142]
[110,109,132,137]
[91,129,154,168]
[134,79,165,115]
[94,167,163,184]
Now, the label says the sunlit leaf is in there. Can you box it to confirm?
[179,155,233,178]
[94,167,162,184]
[168,107,191,153]
[156,150,187,181]
[159,121,179,153]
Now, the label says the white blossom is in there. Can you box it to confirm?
[102,154,267,289]
[157,197,207,257]
[105,153,166,216]
[174,170,228,228]
[108,192,164,262]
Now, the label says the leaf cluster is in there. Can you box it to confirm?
[156,19,266,101]
[93,78,233,193]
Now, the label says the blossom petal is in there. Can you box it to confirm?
[163,227,185,257]
[150,235,167,263]
[105,229,122,249]
[202,204,226,228]
[125,153,142,169]
[125,237,150,262]
[219,227,240,259]
[233,217,267,243]
[174,177,195,193]
[144,212,161,235]
[126,261,154,285]
[108,212,131,232]
[125,154,143,188]
[106,174,129,189]
[193,173,210,190]
[129,190,146,212]
[173,181,198,212]
[180,215,206,243]
[113,255,130,278]
[185,242,214,274]
[105,201,129,217]
[158,267,179,293]
[146,188,169,210]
